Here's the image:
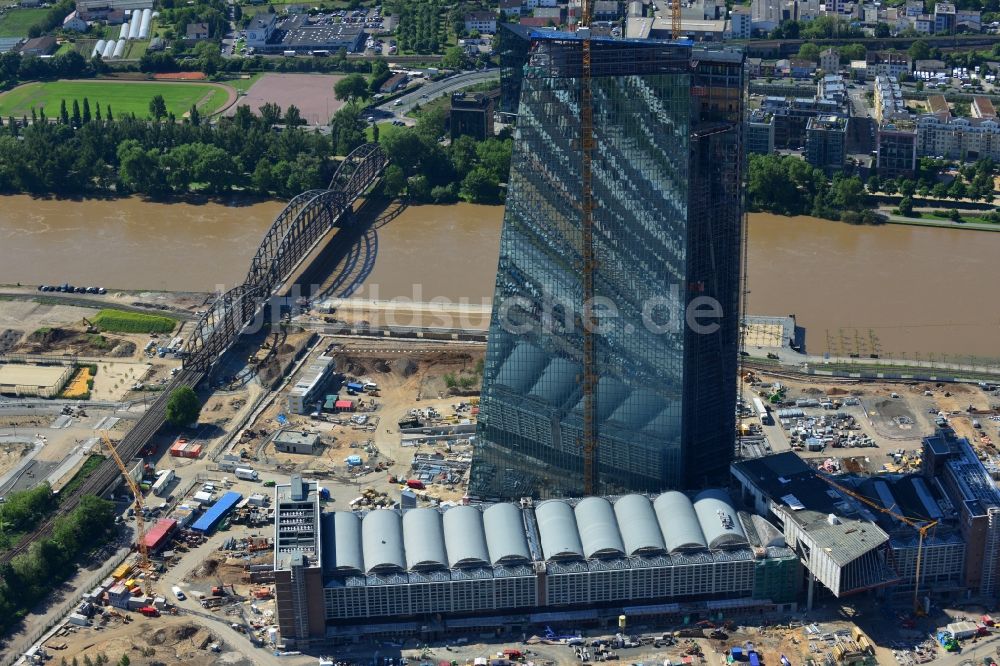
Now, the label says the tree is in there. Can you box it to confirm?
[82,98,91,124]
[909,39,931,61]
[898,196,914,216]
[948,208,961,221]
[897,178,916,197]
[874,22,890,38]
[333,73,369,104]
[382,164,405,197]
[165,386,200,426]
[148,94,167,120]
[59,99,69,125]
[188,104,200,126]
[797,43,820,62]
[284,104,304,127]
[461,167,501,203]
[441,45,465,69]
[259,102,282,127]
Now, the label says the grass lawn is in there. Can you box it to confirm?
[0,7,46,37]
[92,308,176,333]
[366,120,405,142]
[0,80,231,119]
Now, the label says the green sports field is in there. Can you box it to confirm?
[0,81,232,119]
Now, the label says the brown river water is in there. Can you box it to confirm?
[0,194,998,359]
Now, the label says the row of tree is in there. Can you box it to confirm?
[746,154,881,223]
[0,102,332,197]
[0,51,101,91]
[0,490,116,635]
[354,104,512,204]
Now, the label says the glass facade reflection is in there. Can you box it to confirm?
[471,35,746,500]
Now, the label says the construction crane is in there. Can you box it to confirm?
[578,0,598,496]
[101,433,153,597]
[818,475,938,616]
[671,0,682,39]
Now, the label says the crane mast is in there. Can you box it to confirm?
[579,0,598,496]
[102,433,153,597]
[819,475,937,615]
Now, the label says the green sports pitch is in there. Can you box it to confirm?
[0,80,232,120]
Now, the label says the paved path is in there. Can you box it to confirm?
[375,69,499,118]
[883,213,1000,232]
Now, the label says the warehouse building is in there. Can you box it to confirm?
[274,430,321,455]
[192,491,243,533]
[287,356,334,414]
[733,445,980,608]
[273,479,800,646]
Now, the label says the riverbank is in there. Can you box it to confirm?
[883,213,1000,232]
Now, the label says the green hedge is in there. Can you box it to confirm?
[91,309,176,334]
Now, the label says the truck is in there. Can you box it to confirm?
[235,467,259,481]
[283,50,296,57]
[171,585,186,601]
[406,479,425,490]
[151,469,174,497]
[139,606,160,617]
[752,397,772,426]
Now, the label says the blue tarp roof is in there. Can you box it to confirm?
[191,491,242,532]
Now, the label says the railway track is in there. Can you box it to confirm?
[0,369,203,564]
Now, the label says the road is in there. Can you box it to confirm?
[375,69,499,118]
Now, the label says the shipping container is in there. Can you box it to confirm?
[152,469,174,497]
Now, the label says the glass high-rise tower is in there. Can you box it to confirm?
[471,34,746,500]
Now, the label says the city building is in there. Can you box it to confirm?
[747,109,775,155]
[762,96,842,149]
[921,428,1000,597]
[143,518,178,553]
[819,47,839,74]
[728,5,751,38]
[465,11,498,33]
[273,430,321,455]
[876,121,918,178]
[499,0,522,18]
[592,0,622,20]
[269,15,365,54]
[972,96,997,119]
[274,475,325,643]
[62,10,87,31]
[817,74,847,104]
[380,72,408,93]
[246,13,278,48]
[867,52,911,80]
[450,92,495,141]
[185,21,210,41]
[287,356,334,414]
[471,35,746,499]
[274,485,800,644]
[804,114,848,173]
[917,114,1000,161]
[19,36,56,56]
[934,1,956,33]
[750,0,820,32]
[75,0,151,21]
[498,23,531,119]
[956,8,981,30]
[873,75,907,124]
[732,452,963,607]
[926,93,951,119]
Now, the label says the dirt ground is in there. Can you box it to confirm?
[47,615,249,666]
[225,73,345,126]
[0,300,99,343]
[90,361,154,401]
[0,440,33,478]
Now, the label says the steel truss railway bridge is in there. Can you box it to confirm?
[0,143,388,563]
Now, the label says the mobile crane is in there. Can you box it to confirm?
[819,475,938,615]
[101,432,153,597]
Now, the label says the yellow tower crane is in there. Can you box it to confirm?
[101,433,153,597]
[819,475,938,616]
[671,0,682,38]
